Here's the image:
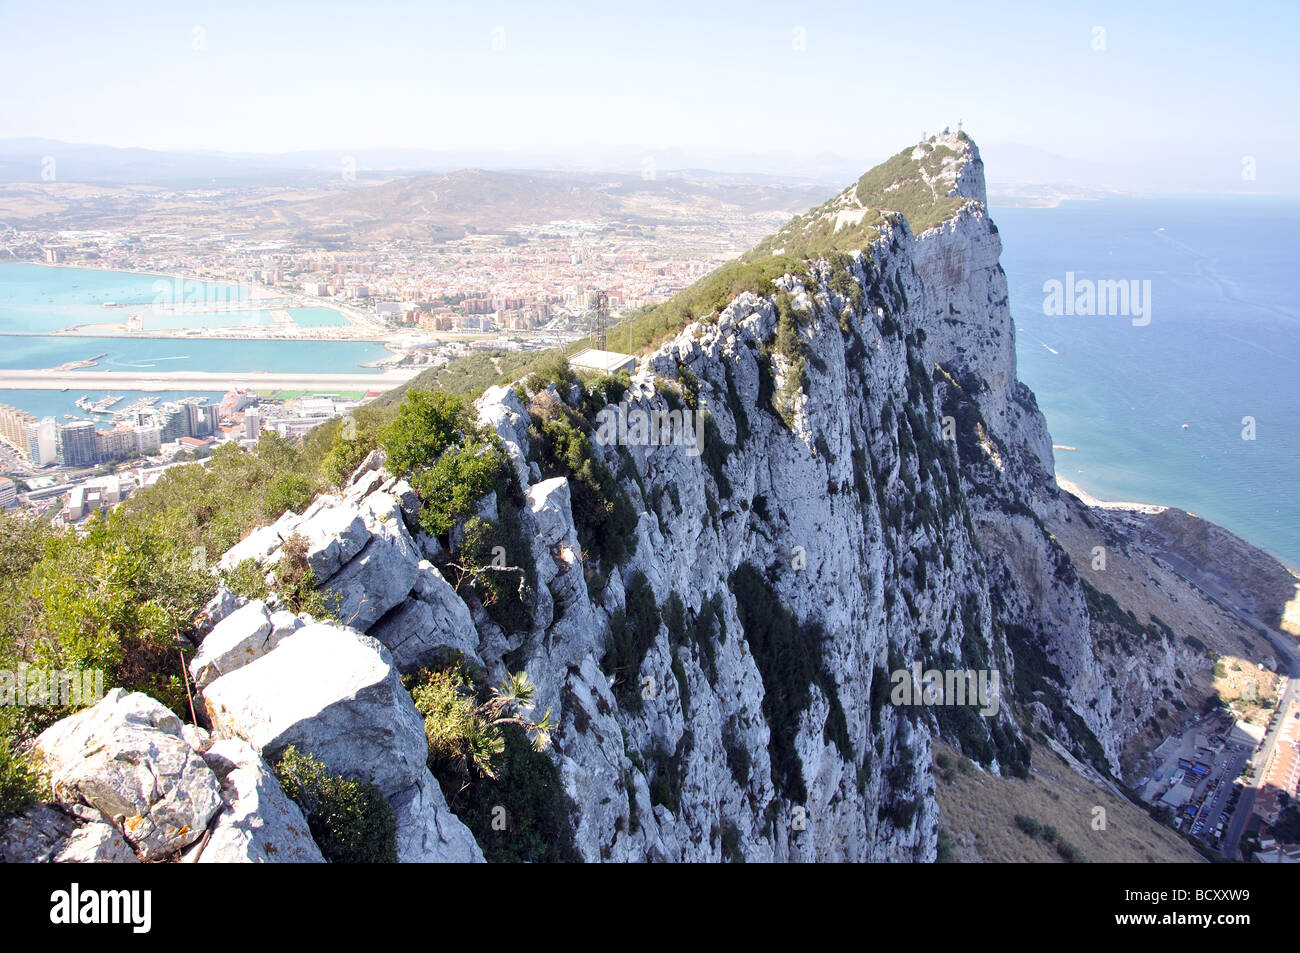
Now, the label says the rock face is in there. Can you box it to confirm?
[16,132,1182,865]
[215,473,469,673]
[22,635,482,862]
[199,739,324,863]
[203,621,483,863]
[34,689,224,861]
[407,131,1139,862]
[204,623,429,799]
[190,600,303,690]
[170,131,1141,864]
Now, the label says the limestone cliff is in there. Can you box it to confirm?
[17,132,1232,863]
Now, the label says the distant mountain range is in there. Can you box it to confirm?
[0,163,834,243]
[4,137,1297,197]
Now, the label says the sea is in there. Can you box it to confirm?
[0,263,347,331]
[2,208,1296,570]
[0,263,390,419]
[994,195,1300,570]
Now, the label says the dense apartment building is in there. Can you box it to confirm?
[59,420,98,467]
[0,403,36,455]
[95,425,136,462]
[25,418,59,466]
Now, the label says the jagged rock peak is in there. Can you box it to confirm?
[748,130,984,262]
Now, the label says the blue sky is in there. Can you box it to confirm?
[1,0,1296,174]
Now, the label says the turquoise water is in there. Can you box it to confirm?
[0,265,384,424]
[0,389,227,421]
[142,309,275,330]
[0,335,388,375]
[0,263,258,332]
[0,263,349,331]
[995,196,1300,569]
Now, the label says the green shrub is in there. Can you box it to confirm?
[274,746,397,864]
[728,563,852,802]
[410,666,573,863]
[601,572,661,711]
[936,826,957,862]
[526,352,578,395]
[272,533,338,618]
[454,724,579,863]
[527,403,638,569]
[222,558,270,602]
[1014,814,1042,838]
[455,507,536,634]
[379,389,471,477]
[261,471,318,520]
[320,419,379,489]
[3,510,208,715]
[413,440,509,537]
[0,712,45,816]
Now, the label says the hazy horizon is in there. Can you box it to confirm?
[3,0,1298,194]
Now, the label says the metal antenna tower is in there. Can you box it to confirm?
[592,291,609,351]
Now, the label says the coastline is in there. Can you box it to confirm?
[3,259,280,299]
[1057,473,1299,576]
[1054,475,1168,515]
[0,260,396,344]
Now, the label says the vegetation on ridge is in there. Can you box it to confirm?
[378,136,976,405]
[274,746,398,863]
[411,664,574,863]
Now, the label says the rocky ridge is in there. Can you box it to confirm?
[12,132,1237,863]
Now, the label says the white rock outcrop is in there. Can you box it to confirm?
[198,739,325,863]
[35,689,224,861]
[203,620,484,863]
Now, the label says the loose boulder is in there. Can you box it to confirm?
[35,689,224,861]
[202,623,426,799]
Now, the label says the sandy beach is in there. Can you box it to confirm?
[1055,475,1168,515]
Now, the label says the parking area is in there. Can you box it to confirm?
[1136,710,1258,851]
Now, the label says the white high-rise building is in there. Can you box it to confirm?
[25,418,59,467]
[133,423,162,455]
[243,407,261,440]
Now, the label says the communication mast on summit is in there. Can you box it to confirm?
[592,291,610,351]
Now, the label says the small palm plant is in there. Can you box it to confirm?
[410,667,557,786]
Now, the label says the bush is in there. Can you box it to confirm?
[728,563,852,802]
[274,746,397,863]
[455,508,535,634]
[527,404,638,569]
[261,471,318,521]
[379,389,471,477]
[273,533,337,618]
[413,441,509,537]
[453,724,579,863]
[2,510,208,716]
[525,352,577,395]
[601,572,661,711]
[0,714,45,816]
[410,667,573,862]
[321,421,378,489]
[222,558,270,602]
[1014,814,1042,838]
[936,826,957,862]
[590,372,630,406]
